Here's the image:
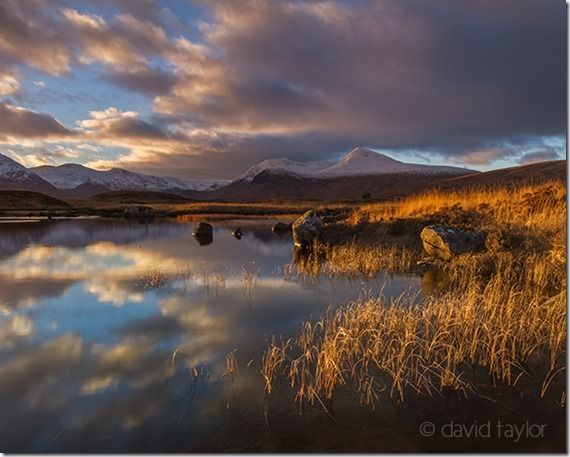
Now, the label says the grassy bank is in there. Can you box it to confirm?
[264,180,566,407]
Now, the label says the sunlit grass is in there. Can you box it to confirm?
[353,180,565,230]
[263,180,566,407]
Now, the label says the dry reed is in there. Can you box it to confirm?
[263,180,566,407]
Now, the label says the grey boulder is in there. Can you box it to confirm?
[420,225,484,260]
[292,210,324,247]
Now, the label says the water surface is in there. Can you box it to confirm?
[0,218,422,452]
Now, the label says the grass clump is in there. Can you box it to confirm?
[264,180,566,407]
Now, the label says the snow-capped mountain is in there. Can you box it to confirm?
[0,147,475,199]
[0,154,45,183]
[317,147,472,177]
[32,163,227,193]
[237,147,474,182]
[237,158,333,182]
[0,154,60,193]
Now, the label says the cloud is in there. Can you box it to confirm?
[102,66,178,95]
[0,0,565,177]
[0,101,74,141]
[77,107,185,144]
[518,149,561,165]
[0,1,72,75]
[449,147,518,166]
[0,2,176,81]
[0,74,19,96]
[154,1,566,138]
[135,0,567,175]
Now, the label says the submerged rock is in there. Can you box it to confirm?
[193,234,213,246]
[232,227,243,239]
[272,222,292,234]
[420,225,484,260]
[193,222,213,238]
[292,210,324,247]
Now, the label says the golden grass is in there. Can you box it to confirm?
[263,180,566,407]
[354,180,565,230]
[293,241,420,277]
[171,201,351,220]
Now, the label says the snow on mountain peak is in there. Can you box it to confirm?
[0,153,29,173]
[237,147,474,181]
[237,157,333,182]
[1,146,475,196]
[345,147,389,160]
[317,148,407,177]
[0,153,46,183]
[32,162,226,192]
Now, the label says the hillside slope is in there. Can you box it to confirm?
[209,160,565,202]
[0,190,72,211]
[436,160,566,190]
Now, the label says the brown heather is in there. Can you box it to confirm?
[263,180,566,407]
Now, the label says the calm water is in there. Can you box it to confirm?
[0,217,425,452]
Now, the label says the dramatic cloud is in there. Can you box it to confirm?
[77,107,187,144]
[0,0,565,177]
[0,74,19,96]
[518,149,561,165]
[102,66,178,95]
[0,1,72,75]
[62,8,170,67]
[0,101,74,141]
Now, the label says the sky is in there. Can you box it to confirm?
[0,0,566,179]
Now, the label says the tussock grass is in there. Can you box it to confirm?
[293,241,420,277]
[173,201,351,220]
[264,180,566,407]
[354,180,565,230]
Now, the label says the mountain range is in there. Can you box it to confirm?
[236,147,472,181]
[0,147,476,199]
[0,154,228,198]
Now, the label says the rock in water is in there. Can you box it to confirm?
[232,227,243,239]
[193,222,213,238]
[292,210,323,247]
[420,225,484,260]
[194,234,212,246]
[272,222,292,233]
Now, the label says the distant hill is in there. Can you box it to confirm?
[236,147,474,182]
[0,190,72,210]
[1,148,563,204]
[0,147,475,198]
[436,160,566,191]
[0,154,63,196]
[82,190,195,205]
[210,160,565,202]
[209,170,465,201]
[33,162,226,196]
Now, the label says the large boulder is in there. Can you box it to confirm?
[193,222,213,238]
[292,210,324,247]
[420,225,484,261]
